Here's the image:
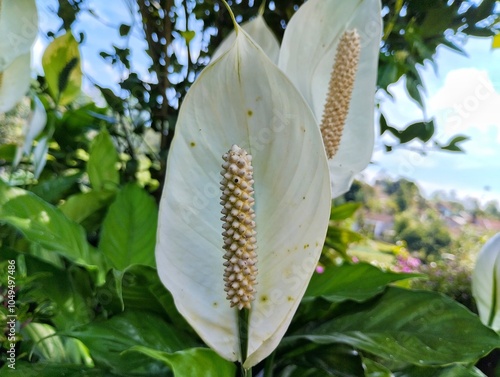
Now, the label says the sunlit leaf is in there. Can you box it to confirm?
[100,184,157,270]
[287,287,499,365]
[304,262,420,303]
[87,129,120,191]
[129,346,236,377]
[66,310,198,375]
[42,32,82,105]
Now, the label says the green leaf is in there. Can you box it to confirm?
[438,135,469,153]
[30,172,82,204]
[280,344,365,377]
[22,323,91,365]
[128,346,236,377]
[97,86,124,114]
[59,190,115,225]
[0,180,92,267]
[398,121,435,144]
[66,310,198,375]
[394,364,487,377]
[289,287,500,365]
[99,184,157,270]
[87,129,119,191]
[42,32,82,105]
[493,34,500,49]
[119,23,131,36]
[330,202,361,221]
[0,363,116,376]
[180,30,196,44]
[304,263,420,303]
[363,357,393,377]
[24,256,93,330]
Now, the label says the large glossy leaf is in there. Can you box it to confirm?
[279,0,382,197]
[99,184,157,270]
[287,287,500,365]
[304,262,421,303]
[97,265,194,335]
[65,310,198,375]
[278,344,365,377]
[42,32,82,105]
[22,323,92,367]
[0,180,93,267]
[87,129,120,191]
[129,346,236,377]
[30,172,82,204]
[24,256,93,330]
[156,26,330,367]
[60,190,115,225]
[0,0,38,71]
[394,365,487,377]
[0,53,31,113]
[0,364,116,377]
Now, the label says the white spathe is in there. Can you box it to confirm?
[155,28,331,367]
[472,233,500,331]
[0,53,32,113]
[212,14,280,63]
[214,0,382,198]
[13,96,48,169]
[280,0,381,197]
[0,0,38,72]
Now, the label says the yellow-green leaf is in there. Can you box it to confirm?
[493,34,500,49]
[42,32,82,105]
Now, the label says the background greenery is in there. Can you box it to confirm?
[1,0,500,376]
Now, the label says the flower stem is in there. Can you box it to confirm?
[238,308,251,377]
[220,0,239,34]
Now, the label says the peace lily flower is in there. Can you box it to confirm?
[0,0,38,113]
[155,9,331,369]
[472,233,500,331]
[214,0,382,197]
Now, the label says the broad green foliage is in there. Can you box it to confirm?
[65,311,199,375]
[1,0,499,376]
[42,32,82,105]
[87,129,120,191]
[100,184,158,270]
[129,346,236,377]
[287,287,499,366]
[0,180,92,267]
[304,262,421,302]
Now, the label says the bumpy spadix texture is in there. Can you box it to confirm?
[156,27,331,368]
[472,233,500,331]
[279,0,382,197]
[220,145,258,310]
[320,30,360,159]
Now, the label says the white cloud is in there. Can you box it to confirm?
[429,68,500,142]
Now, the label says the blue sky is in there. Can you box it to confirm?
[367,36,500,205]
[33,0,500,204]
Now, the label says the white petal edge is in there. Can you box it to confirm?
[156,28,330,365]
[212,15,280,64]
[0,53,31,113]
[472,233,500,331]
[13,96,47,167]
[0,0,38,71]
[279,0,382,198]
